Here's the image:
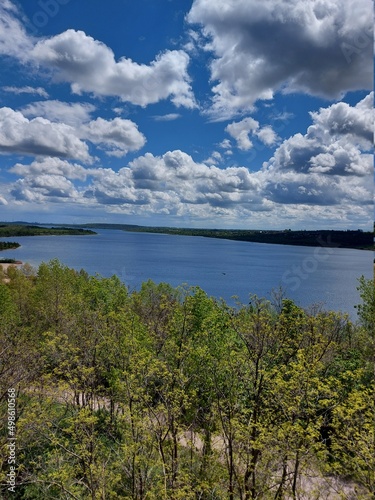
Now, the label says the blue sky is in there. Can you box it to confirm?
[0,0,373,229]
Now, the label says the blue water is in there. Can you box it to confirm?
[0,229,373,319]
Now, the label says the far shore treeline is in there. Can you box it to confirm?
[1,222,371,250]
[0,222,373,250]
[72,223,374,250]
[0,259,373,498]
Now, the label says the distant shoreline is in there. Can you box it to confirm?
[81,223,373,251]
[0,222,372,251]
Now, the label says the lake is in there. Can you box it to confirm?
[0,229,373,319]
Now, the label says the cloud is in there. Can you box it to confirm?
[31,29,197,109]
[218,139,232,149]
[0,106,146,160]
[7,152,108,205]
[262,92,373,205]
[226,118,258,150]
[21,100,95,127]
[265,92,374,177]
[2,86,49,98]
[183,29,203,54]
[152,113,181,121]
[5,94,373,228]
[263,170,371,206]
[187,0,373,118]
[7,150,265,216]
[80,117,146,157]
[0,5,196,110]
[10,157,92,181]
[8,157,96,203]
[11,174,80,203]
[0,0,33,59]
[84,150,266,215]
[226,118,279,150]
[256,126,279,147]
[204,150,223,165]
[0,107,91,162]
[308,92,374,148]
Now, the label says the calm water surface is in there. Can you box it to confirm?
[1,229,372,318]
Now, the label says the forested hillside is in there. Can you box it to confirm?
[84,224,374,250]
[0,225,96,237]
[0,261,373,499]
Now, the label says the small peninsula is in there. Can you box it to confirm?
[0,224,96,252]
[0,241,20,251]
[0,224,97,237]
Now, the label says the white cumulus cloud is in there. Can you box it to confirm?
[0,107,91,162]
[188,0,373,119]
[21,100,95,127]
[0,106,146,161]
[226,118,279,150]
[265,92,374,177]
[10,157,92,181]
[31,29,197,109]
[262,92,373,205]
[80,117,146,157]
[0,0,34,59]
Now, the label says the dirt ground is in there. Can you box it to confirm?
[0,262,22,282]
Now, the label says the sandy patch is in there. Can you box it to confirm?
[0,262,22,271]
[0,262,22,282]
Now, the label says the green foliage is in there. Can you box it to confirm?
[0,260,372,499]
[330,386,374,496]
[87,223,373,250]
[356,275,375,333]
[0,224,96,237]
[0,241,20,251]
[156,227,373,250]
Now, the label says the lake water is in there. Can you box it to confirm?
[1,229,373,319]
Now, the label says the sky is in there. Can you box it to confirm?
[0,0,373,229]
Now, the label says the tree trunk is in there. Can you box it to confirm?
[292,449,300,499]
[274,455,288,499]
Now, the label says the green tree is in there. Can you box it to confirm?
[330,386,374,498]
